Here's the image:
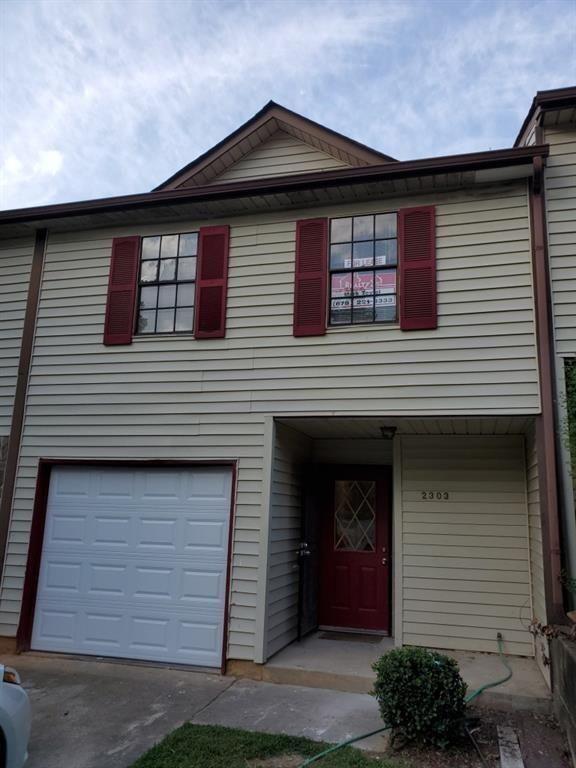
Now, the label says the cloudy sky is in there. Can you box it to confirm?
[0,0,574,210]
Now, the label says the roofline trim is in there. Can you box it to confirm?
[153,100,396,191]
[514,86,576,147]
[0,144,548,228]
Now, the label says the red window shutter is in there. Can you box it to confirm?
[293,218,328,337]
[194,225,230,339]
[399,206,437,330]
[103,236,140,345]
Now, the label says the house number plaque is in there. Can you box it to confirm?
[421,491,450,500]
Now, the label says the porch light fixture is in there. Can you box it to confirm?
[379,426,397,440]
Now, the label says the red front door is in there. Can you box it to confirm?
[319,467,391,633]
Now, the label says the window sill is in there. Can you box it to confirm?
[133,333,195,342]
[326,322,399,333]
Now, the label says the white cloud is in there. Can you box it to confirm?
[35,150,64,176]
[0,0,574,209]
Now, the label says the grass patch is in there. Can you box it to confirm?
[130,723,402,767]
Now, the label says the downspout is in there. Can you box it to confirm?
[0,229,47,582]
[528,156,566,623]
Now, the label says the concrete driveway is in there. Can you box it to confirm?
[9,653,233,768]
[5,653,386,767]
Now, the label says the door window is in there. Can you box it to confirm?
[334,480,376,552]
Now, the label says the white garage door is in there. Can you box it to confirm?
[32,465,232,667]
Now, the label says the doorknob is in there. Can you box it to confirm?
[297,542,311,557]
[382,557,387,565]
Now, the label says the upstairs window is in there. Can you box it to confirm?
[137,232,197,334]
[329,213,397,325]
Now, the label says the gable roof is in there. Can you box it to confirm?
[154,101,396,190]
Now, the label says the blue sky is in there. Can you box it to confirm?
[1,0,574,210]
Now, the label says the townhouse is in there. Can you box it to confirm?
[0,91,573,680]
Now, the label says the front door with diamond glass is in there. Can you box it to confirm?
[319,468,390,632]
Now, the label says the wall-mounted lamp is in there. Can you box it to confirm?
[379,426,397,440]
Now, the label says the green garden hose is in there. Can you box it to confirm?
[297,632,512,767]
[464,633,512,704]
[297,725,392,767]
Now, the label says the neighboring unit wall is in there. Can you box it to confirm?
[398,435,534,656]
[265,423,312,659]
[545,125,576,357]
[0,181,540,661]
[0,237,34,437]
[544,122,576,603]
[210,131,351,185]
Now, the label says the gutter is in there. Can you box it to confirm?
[0,145,548,229]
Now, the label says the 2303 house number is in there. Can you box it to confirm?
[421,491,450,500]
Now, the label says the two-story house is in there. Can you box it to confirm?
[0,95,571,683]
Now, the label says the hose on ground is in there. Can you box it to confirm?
[297,725,392,767]
[464,633,512,704]
[297,632,512,767]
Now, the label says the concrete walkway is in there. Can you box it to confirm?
[6,653,387,768]
[264,632,552,711]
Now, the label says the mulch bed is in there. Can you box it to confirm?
[388,709,571,768]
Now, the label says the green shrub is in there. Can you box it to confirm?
[372,646,467,748]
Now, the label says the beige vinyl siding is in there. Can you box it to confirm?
[525,424,546,625]
[399,435,534,657]
[209,131,351,185]
[525,423,550,683]
[265,423,312,658]
[0,182,539,659]
[0,237,34,436]
[523,121,538,147]
[545,126,576,356]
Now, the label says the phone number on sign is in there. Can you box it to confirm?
[332,295,396,308]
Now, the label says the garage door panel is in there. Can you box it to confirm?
[32,466,232,667]
[37,558,228,607]
[96,470,136,499]
[89,563,128,597]
[44,560,83,594]
[49,513,87,545]
[184,519,228,552]
[53,469,92,498]
[34,607,78,647]
[47,504,229,553]
[92,515,132,547]
[185,470,231,499]
[84,611,124,652]
[138,516,178,550]
[35,600,224,665]
[178,620,220,658]
[140,470,183,499]
[180,568,224,603]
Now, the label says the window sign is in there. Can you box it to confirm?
[329,213,398,325]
